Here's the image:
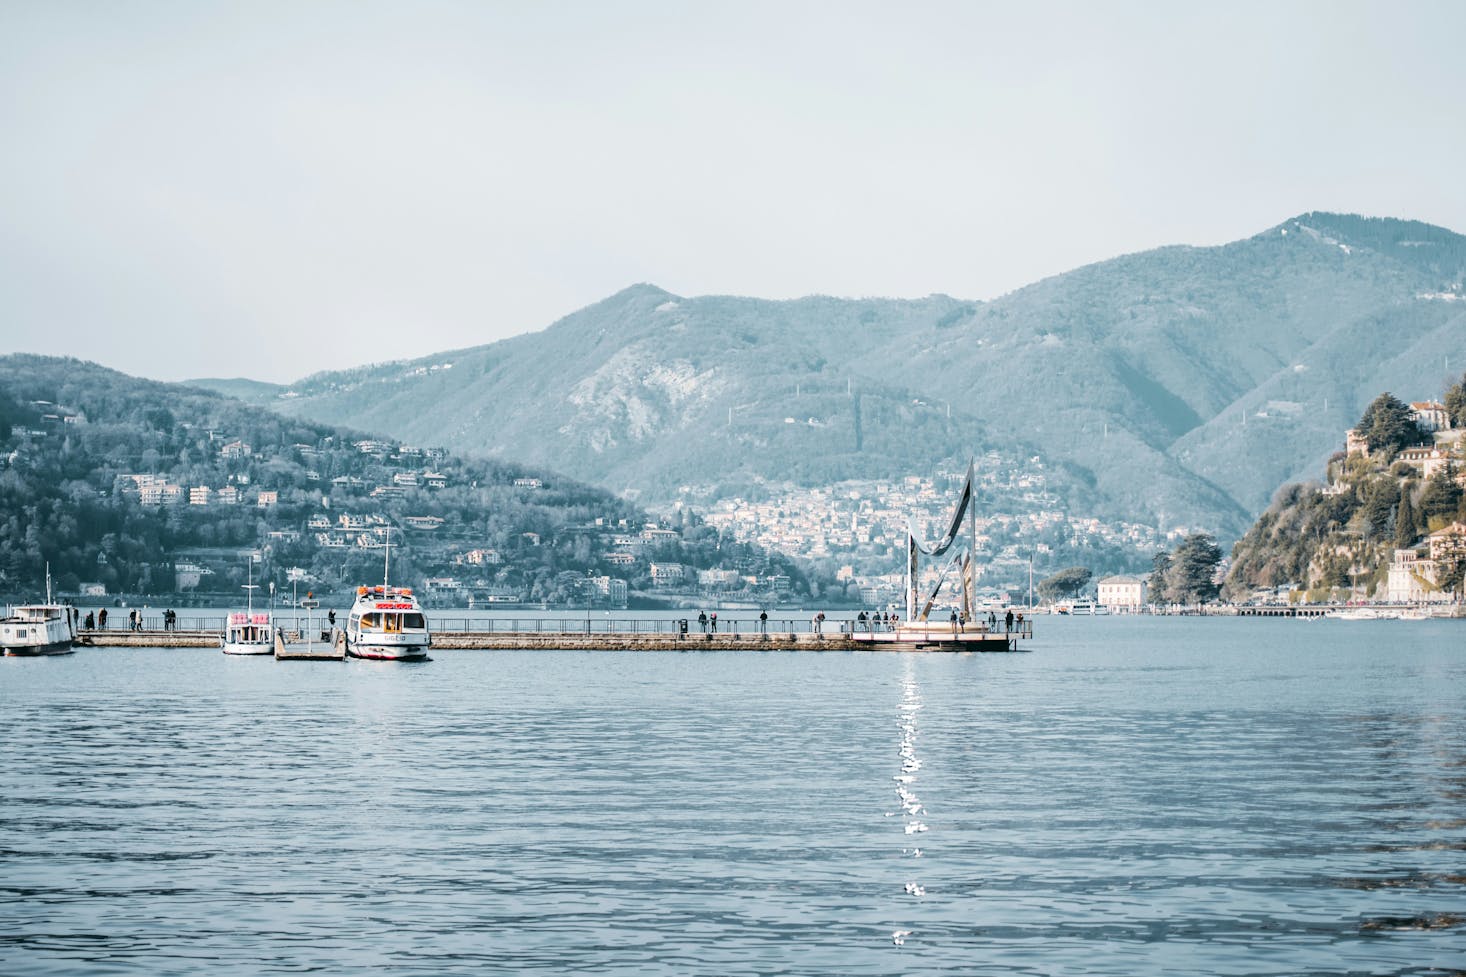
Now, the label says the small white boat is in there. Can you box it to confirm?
[222,611,274,654]
[344,534,430,661]
[344,585,430,660]
[222,566,273,655]
[1,570,77,656]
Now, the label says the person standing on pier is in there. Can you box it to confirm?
[1005,609,1014,633]
[709,612,717,633]
[98,608,107,630]
[759,610,768,633]
[698,610,708,634]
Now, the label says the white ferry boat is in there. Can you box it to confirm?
[221,567,273,655]
[344,585,431,661]
[1,570,78,656]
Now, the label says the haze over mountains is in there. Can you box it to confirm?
[196,213,1466,541]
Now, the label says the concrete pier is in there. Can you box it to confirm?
[78,628,1028,653]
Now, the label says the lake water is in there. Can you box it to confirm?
[2,617,1463,976]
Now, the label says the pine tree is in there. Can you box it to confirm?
[1395,483,1418,548]
[1444,372,1466,429]
[1420,463,1464,522]
[1355,393,1426,456]
[1147,551,1171,604]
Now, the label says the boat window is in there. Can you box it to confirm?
[384,614,400,633]
[359,613,378,629]
[403,613,425,630]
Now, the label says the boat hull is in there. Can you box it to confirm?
[2,637,76,656]
[222,641,275,655]
[847,625,1027,652]
[345,640,430,661]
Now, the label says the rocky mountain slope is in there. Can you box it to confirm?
[196,213,1466,540]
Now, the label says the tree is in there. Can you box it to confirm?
[1147,551,1170,603]
[1419,463,1463,523]
[1037,566,1092,602]
[1355,393,1426,456]
[1165,533,1223,605]
[1444,372,1466,429]
[1395,482,1419,548]
[1358,478,1396,540]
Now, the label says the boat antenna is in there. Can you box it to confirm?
[45,562,53,605]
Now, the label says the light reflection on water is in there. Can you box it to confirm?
[1,617,1463,975]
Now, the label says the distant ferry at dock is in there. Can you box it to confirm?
[344,585,431,661]
[1054,599,1108,615]
[1,570,78,656]
[2,601,78,655]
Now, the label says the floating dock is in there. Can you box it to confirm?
[274,628,346,660]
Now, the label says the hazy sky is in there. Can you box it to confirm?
[3,1,1464,383]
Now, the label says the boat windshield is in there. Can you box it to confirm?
[357,612,426,632]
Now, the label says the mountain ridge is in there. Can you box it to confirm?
[190,212,1466,542]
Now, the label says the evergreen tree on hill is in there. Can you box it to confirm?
[1395,482,1419,548]
[1445,373,1466,429]
[1419,463,1464,523]
[1355,393,1426,456]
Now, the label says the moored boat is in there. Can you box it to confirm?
[221,565,273,655]
[1,569,78,656]
[344,585,431,660]
[222,611,274,655]
[1,605,78,656]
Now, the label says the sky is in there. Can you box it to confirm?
[2,0,1465,383]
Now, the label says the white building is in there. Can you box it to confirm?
[1386,549,1449,604]
[1097,575,1146,613]
[1410,401,1451,432]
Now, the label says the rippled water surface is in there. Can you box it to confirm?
[3,617,1464,975]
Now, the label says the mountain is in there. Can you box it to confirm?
[193,213,1466,541]
[0,355,818,602]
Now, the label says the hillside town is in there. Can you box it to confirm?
[0,377,815,608]
[691,451,1174,608]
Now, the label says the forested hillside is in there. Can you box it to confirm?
[0,356,817,603]
[1225,385,1466,602]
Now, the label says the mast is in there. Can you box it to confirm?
[242,559,258,616]
[905,534,916,623]
[45,562,53,605]
[968,461,978,620]
[383,529,391,588]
